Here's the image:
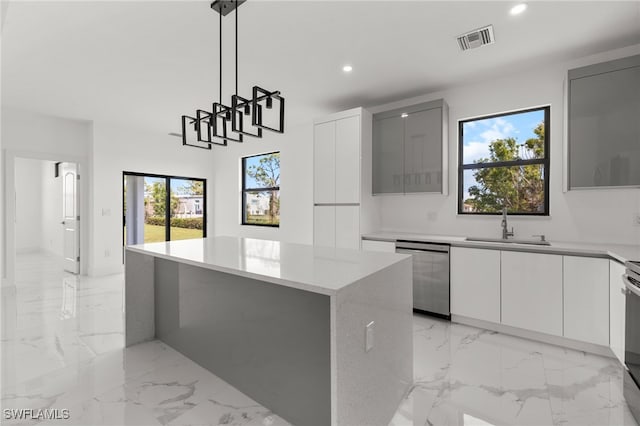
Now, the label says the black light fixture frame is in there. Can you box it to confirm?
[252,86,285,134]
[232,94,262,137]
[182,115,212,150]
[211,103,243,143]
[181,0,285,149]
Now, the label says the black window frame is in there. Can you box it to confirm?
[458,106,550,216]
[122,171,207,250]
[241,151,281,227]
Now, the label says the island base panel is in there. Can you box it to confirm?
[155,259,331,426]
[125,250,155,346]
[335,257,413,426]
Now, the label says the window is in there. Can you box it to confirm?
[123,172,206,246]
[458,106,550,215]
[242,152,280,226]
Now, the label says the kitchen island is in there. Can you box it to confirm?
[125,237,412,426]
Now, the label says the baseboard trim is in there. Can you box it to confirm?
[451,314,614,358]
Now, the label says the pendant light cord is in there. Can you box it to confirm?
[235,0,238,96]
[219,8,222,105]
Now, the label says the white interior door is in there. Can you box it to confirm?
[61,162,80,274]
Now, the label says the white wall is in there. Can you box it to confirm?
[13,159,64,256]
[210,122,314,245]
[41,161,63,256]
[90,121,217,275]
[14,158,43,253]
[1,108,91,157]
[369,44,640,246]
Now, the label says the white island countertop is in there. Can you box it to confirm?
[362,231,640,263]
[126,236,409,296]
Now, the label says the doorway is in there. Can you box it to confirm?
[122,172,207,247]
[3,150,88,284]
[13,158,80,274]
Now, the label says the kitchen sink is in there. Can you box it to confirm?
[465,237,551,246]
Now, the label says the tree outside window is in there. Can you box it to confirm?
[459,107,550,215]
[242,152,280,226]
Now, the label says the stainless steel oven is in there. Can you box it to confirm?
[395,241,450,319]
[623,261,640,423]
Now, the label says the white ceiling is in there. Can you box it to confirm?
[2,1,639,133]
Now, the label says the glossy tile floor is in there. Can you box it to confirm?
[1,252,638,426]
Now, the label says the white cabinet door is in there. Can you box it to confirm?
[563,256,610,345]
[313,121,336,204]
[501,251,563,336]
[335,116,360,204]
[335,206,359,250]
[450,247,501,323]
[313,206,335,248]
[361,240,396,253]
[610,260,626,363]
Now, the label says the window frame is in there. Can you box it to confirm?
[241,151,281,227]
[457,106,551,216]
[122,171,207,250]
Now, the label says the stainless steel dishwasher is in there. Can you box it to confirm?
[395,241,450,319]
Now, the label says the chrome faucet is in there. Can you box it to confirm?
[501,207,514,240]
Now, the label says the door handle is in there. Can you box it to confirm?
[61,221,66,225]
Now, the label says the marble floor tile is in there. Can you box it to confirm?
[2,252,638,426]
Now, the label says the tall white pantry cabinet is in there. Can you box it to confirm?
[313,107,379,249]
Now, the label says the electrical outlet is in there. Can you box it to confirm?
[104,249,110,258]
[365,321,375,352]
[634,213,640,226]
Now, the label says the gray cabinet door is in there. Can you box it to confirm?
[568,55,640,188]
[372,99,446,195]
[404,108,443,193]
[373,115,404,194]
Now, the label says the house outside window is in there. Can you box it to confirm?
[242,152,280,226]
[458,106,550,215]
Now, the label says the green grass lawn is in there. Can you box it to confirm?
[245,214,279,226]
[144,224,203,243]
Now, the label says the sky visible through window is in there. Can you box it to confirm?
[461,109,544,201]
[244,155,265,189]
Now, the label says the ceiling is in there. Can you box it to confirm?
[2,1,639,133]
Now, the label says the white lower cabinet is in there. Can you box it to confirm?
[610,260,626,363]
[361,240,396,253]
[313,206,335,248]
[451,247,501,323]
[314,206,360,250]
[501,251,563,336]
[563,256,609,345]
[335,206,360,250]
[448,246,619,350]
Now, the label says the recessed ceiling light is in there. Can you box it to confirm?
[510,3,527,15]
[342,65,353,73]
[401,113,409,118]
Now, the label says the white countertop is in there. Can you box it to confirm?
[362,231,640,263]
[126,236,409,296]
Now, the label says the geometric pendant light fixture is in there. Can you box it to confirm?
[181,0,285,149]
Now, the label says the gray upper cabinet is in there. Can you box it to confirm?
[568,54,640,189]
[373,99,448,195]
[373,115,404,194]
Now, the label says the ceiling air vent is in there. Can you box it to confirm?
[457,25,495,51]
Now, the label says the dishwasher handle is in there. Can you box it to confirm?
[395,241,450,253]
